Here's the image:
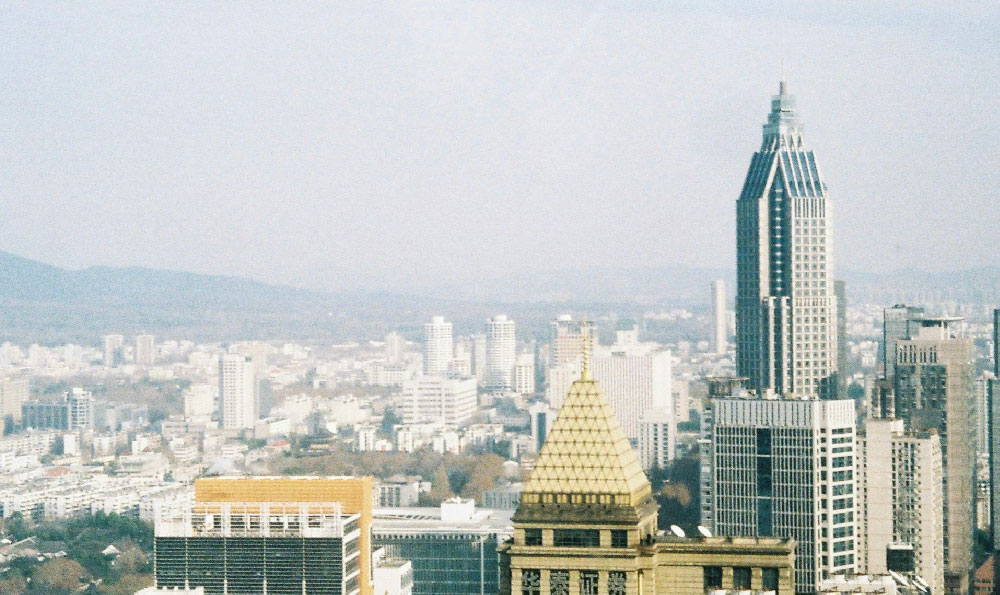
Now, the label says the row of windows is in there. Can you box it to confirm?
[704,566,781,592]
[523,529,627,549]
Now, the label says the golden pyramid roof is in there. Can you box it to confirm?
[521,376,652,508]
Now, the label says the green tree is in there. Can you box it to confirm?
[33,558,90,594]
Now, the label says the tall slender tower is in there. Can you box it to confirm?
[485,315,516,392]
[423,316,453,376]
[736,81,837,398]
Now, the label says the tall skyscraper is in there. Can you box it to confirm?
[882,304,925,379]
[135,334,156,366]
[423,316,453,376]
[894,316,975,592]
[103,334,124,368]
[711,280,727,355]
[834,279,848,399]
[219,354,259,430]
[992,308,1000,551]
[736,82,838,398]
[702,397,857,593]
[857,419,944,594]
[485,315,516,392]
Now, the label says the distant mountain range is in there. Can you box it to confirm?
[1,251,997,344]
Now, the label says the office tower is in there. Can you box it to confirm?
[894,316,975,592]
[513,353,535,395]
[736,81,838,398]
[638,407,675,470]
[374,499,509,595]
[469,334,487,382]
[528,402,553,454]
[549,315,589,368]
[544,363,580,411]
[857,419,944,594]
[977,373,991,460]
[103,334,124,367]
[672,378,691,423]
[703,397,857,593]
[66,387,94,429]
[834,279,848,398]
[423,316,453,376]
[219,354,258,430]
[195,477,374,595]
[21,388,93,431]
[135,334,156,366]
[156,476,373,595]
[500,360,796,595]
[882,304,925,379]
[0,377,29,426]
[591,350,671,439]
[992,309,1000,550]
[401,376,476,427]
[486,315,516,392]
[385,331,406,365]
[711,280,727,355]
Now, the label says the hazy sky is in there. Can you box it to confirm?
[2,2,998,292]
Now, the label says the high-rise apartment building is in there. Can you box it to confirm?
[219,354,258,430]
[401,376,476,427]
[103,334,124,368]
[638,407,674,471]
[21,388,93,431]
[135,334,156,366]
[711,280,727,355]
[590,350,671,440]
[0,377,29,425]
[513,353,535,396]
[549,315,594,368]
[857,419,944,595]
[882,304,925,379]
[702,397,857,593]
[894,316,975,592]
[736,82,838,398]
[423,316,453,376]
[486,315,516,392]
[385,331,406,365]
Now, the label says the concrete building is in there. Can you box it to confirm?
[0,377,29,426]
[857,419,944,595]
[549,315,593,368]
[401,376,476,427]
[882,305,925,379]
[528,402,553,454]
[544,362,580,411]
[711,280,727,355]
[736,81,838,399]
[703,397,857,593]
[513,353,535,396]
[991,309,1000,551]
[219,354,258,430]
[485,315,516,392]
[135,334,156,366]
[638,407,675,470]
[591,349,671,439]
[385,331,406,365]
[894,316,975,593]
[103,334,124,367]
[500,362,796,595]
[423,316,453,376]
[21,388,93,431]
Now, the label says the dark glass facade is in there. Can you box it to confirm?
[375,533,500,595]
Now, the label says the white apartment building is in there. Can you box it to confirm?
[703,397,857,594]
[544,363,579,411]
[590,349,671,439]
[402,376,477,427]
[485,315,516,392]
[219,354,258,430]
[513,353,535,396]
[135,334,156,366]
[857,419,943,595]
[423,316,453,376]
[638,407,675,470]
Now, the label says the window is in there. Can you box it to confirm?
[524,529,542,546]
[763,568,779,592]
[580,571,598,595]
[550,570,569,595]
[609,571,626,595]
[704,566,723,589]
[522,570,540,595]
[734,567,752,590]
[553,529,600,547]
[611,530,628,548]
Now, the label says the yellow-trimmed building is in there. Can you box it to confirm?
[500,357,795,595]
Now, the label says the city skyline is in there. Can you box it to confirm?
[1,3,998,295]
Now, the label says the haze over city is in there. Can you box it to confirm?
[2,1,998,294]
